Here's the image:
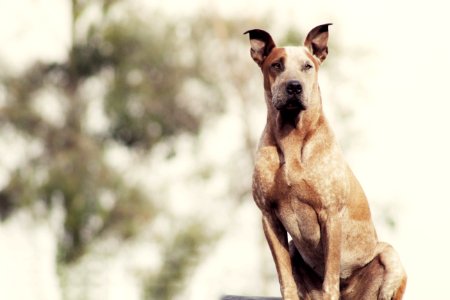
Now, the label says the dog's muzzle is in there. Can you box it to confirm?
[274,80,306,111]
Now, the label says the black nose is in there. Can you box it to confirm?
[286,80,302,96]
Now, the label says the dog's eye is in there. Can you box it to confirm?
[271,62,283,71]
[303,63,313,71]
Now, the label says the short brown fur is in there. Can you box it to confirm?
[246,24,406,300]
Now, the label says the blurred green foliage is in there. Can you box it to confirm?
[0,0,248,297]
[144,221,217,300]
[0,0,221,264]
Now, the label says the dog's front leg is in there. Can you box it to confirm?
[262,213,299,300]
[319,209,342,300]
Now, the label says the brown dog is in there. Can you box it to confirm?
[245,24,407,300]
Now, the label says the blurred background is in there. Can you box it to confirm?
[0,0,449,299]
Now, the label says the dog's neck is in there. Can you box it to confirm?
[265,92,325,168]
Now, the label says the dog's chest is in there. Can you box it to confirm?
[254,143,346,209]
[253,143,348,255]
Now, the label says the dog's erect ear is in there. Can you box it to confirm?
[304,23,332,63]
[244,29,276,67]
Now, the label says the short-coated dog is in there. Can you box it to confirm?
[246,24,407,300]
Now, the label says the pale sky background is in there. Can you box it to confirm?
[1,0,450,299]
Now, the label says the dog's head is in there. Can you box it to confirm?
[245,24,331,113]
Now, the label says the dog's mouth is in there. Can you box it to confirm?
[275,97,306,111]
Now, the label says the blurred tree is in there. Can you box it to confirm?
[0,0,230,298]
[144,221,214,300]
[0,0,219,265]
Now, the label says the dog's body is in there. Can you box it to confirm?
[246,25,406,300]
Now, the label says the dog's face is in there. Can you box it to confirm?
[245,24,331,112]
[262,46,319,111]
